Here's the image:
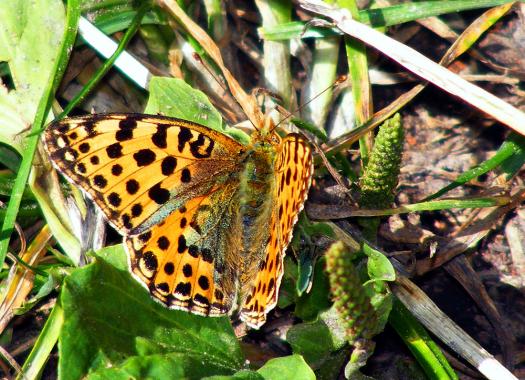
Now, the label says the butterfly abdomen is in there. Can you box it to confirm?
[238,148,276,281]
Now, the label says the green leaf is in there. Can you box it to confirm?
[426,132,525,200]
[59,245,243,380]
[260,0,515,39]
[257,355,315,380]
[0,0,66,150]
[296,252,315,296]
[276,257,298,309]
[204,370,264,380]
[294,258,331,321]
[500,132,525,178]
[0,0,80,279]
[0,143,22,173]
[91,9,168,36]
[14,266,69,315]
[389,299,458,380]
[293,216,334,295]
[0,87,27,153]
[87,353,239,380]
[144,77,250,145]
[287,307,348,378]
[362,243,395,283]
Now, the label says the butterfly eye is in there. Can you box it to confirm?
[270,135,279,145]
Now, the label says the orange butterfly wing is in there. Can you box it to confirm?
[126,181,241,316]
[44,114,246,316]
[44,114,245,235]
[240,134,313,327]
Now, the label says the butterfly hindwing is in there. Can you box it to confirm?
[44,114,245,235]
[240,134,313,327]
[126,180,241,316]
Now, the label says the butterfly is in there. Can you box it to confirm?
[43,112,313,328]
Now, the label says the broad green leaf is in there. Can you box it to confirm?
[257,355,315,380]
[59,245,243,380]
[0,0,65,151]
[0,87,27,153]
[144,77,250,145]
[287,307,348,378]
[204,370,264,380]
[87,352,239,380]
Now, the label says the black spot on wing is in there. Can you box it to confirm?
[119,118,137,130]
[164,262,175,275]
[77,163,86,174]
[152,124,169,148]
[178,127,192,153]
[193,293,210,307]
[148,183,170,204]
[157,236,170,250]
[83,122,96,136]
[93,175,107,188]
[202,248,213,263]
[112,164,123,176]
[156,282,170,294]
[198,276,210,290]
[122,213,132,229]
[108,192,121,207]
[131,203,143,218]
[181,168,191,183]
[214,289,224,301]
[161,156,177,176]
[131,203,143,217]
[126,179,140,195]
[188,245,199,258]
[182,264,192,277]
[177,235,187,253]
[143,251,158,271]
[175,282,191,296]
[139,231,152,243]
[106,143,123,158]
[134,149,156,166]
[78,142,90,153]
[115,128,133,142]
[190,134,214,158]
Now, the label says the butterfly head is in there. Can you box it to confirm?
[250,116,282,149]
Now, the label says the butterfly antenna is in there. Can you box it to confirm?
[193,53,228,92]
[270,75,347,133]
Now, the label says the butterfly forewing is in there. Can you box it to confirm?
[240,134,314,328]
[44,114,245,235]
